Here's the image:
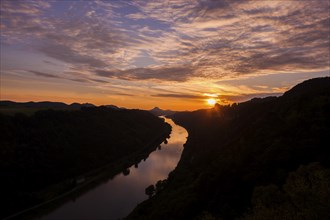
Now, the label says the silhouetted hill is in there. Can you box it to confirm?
[0,100,95,109]
[283,77,330,98]
[69,102,95,109]
[128,77,330,220]
[0,107,171,218]
[149,107,176,116]
[102,104,127,110]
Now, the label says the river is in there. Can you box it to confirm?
[37,117,188,220]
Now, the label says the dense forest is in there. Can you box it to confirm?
[0,107,170,218]
[128,77,330,220]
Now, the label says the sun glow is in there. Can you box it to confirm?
[207,98,217,106]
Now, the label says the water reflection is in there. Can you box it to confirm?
[38,117,187,220]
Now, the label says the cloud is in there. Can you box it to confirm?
[39,44,107,68]
[90,78,109,83]
[1,0,135,70]
[1,0,329,84]
[112,93,135,97]
[95,65,194,82]
[28,70,109,84]
[94,69,118,77]
[43,60,59,66]
[126,13,148,20]
[126,0,329,81]
[152,93,202,99]
[29,70,60,78]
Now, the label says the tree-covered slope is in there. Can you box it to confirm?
[0,107,170,218]
[127,77,330,220]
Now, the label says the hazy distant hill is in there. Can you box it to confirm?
[149,107,176,116]
[128,77,330,220]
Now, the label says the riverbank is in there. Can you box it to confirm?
[5,124,171,220]
[1,107,171,219]
[34,117,188,220]
[6,124,171,220]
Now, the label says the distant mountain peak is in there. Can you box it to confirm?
[149,107,176,116]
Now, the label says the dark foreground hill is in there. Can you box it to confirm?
[0,107,170,218]
[127,77,330,220]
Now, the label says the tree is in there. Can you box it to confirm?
[145,185,155,198]
[243,163,330,220]
[155,179,167,193]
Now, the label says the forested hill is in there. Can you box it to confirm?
[0,100,96,109]
[127,77,330,220]
[0,107,170,218]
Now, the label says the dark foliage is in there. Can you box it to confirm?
[243,163,330,220]
[0,107,170,218]
[145,185,155,198]
[127,77,330,220]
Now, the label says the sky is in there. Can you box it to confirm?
[0,0,329,110]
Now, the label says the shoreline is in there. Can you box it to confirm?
[3,123,171,220]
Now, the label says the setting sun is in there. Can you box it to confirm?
[207,98,217,106]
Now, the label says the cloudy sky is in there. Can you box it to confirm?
[1,0,329,110]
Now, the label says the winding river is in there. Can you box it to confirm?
[37,117,188,220]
